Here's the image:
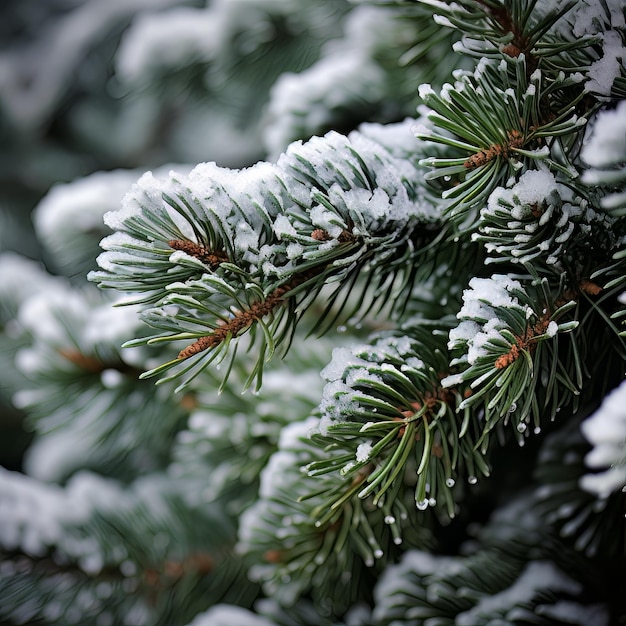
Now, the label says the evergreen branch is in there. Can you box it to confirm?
[415,53,588,224]
[7,281,189,481]
[93,126,442,389]
[305,323,489,520]
[418,0,586,71]
[474,168,618,270]
[536,410,626,560]
[463,128,525,169]
[582,100,626,215]
[0,467,256,625]
[0,551,146,626]
[262,4,446,159]
[167,239,229,270]
[443,275,581,446]
[238,418,435,618]
[172,342,329,511]
[176,268,318,361]
[89,162,285,304]
[7,1,623,622]
[372,496,608,626]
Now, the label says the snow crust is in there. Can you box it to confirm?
[264,54,385,157]
[582,100,626,168]
[358,118,420,158]
[95,119,433,301]
[356,441,373,462]
[565,0,626,96]
[34,170,141,264]
[510,170,558,207]
[256,417,318,500]
[115,8,222,83]
[186,605,273,626]
[570,0,626,38]
[0,469,121,567]
[456,561,581,625]
[585,29,626,96]
[321,346,368,381]
[444,275,527,385]
[580,379,626,497]
[263,5,396,157]
[316,336,427,434]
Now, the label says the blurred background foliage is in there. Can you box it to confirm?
[1,0,433,472]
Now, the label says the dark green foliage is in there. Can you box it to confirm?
[1,1,625,625]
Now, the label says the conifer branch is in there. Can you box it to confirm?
[143,552,214,588]
[306,325,488,519]
[444,275,583,445]
[464,129,525,169]
[93,124,442,389]
[494,312,554,369]
[167,239,228,270]
[238,418,435,613]
[310,228,355,243]
[9,1,622,621]
[58,348,110,373]
[474,0,531,61]
[58,348,143,378]
[176,269,317,360]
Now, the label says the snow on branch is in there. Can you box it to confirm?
[581,379,626,498]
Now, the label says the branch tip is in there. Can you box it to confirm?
[176,269,319,360]
[464,129,525,169]
[168,239,228,269]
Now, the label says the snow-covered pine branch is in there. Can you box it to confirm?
[90,122,441,390]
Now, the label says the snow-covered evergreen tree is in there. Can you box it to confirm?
[1,0,625,624]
